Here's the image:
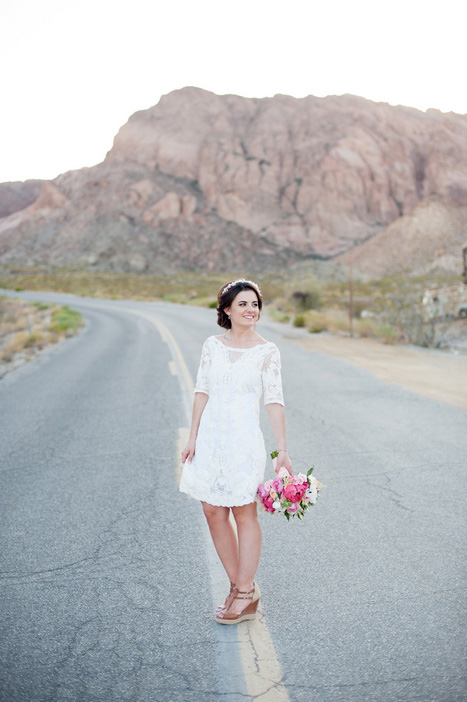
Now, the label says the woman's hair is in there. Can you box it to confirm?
[216,279,262,329]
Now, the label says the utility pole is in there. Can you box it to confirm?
[349,252,354,338]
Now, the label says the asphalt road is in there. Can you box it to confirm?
[0,290,466,702]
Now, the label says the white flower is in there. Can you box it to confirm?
[273,500,282,511]
[306,487,317,504]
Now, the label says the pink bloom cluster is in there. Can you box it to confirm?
[256,462,321,520]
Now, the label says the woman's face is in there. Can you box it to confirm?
[224,289,260,329]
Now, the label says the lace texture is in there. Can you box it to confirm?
[179,335,285,506]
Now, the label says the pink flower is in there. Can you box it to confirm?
[257,484,269,500]
[295,473,308,484]
[287,503,300,515]
[272,477,284,494]
[263,496,275,512]
[263,479,274,491]
[283,483,307,503]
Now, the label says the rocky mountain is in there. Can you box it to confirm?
[336,199,467,277]
[1,87,466,274]
[0,180,44,219]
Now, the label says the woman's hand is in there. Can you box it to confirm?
[182,438,196,464]
[275,450,293,476]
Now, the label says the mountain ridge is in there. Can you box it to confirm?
[1,87,466,274]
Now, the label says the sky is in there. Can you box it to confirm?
[0,0,464,183]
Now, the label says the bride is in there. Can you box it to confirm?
[180,278,292,624]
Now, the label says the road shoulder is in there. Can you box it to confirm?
[288,334,467,409]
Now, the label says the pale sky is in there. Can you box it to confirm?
[1,0,464,183]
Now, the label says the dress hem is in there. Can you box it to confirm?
[179,485,258,508]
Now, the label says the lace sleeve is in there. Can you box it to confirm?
[193,337,212,397]
[262,345,285,406]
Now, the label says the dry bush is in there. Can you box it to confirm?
[293,314,306,327]
[375,324,399,344]
[0,296,82,371]
[354,318,378,338]
[326,312,350,334]
[4,330,31,355]
[304,311,328,333]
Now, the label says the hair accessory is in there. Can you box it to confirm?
[221,278,262,296]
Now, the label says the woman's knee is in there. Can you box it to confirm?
[232,503,258,526]
[201,502,229,527]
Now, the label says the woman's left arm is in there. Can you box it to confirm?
[265,403,293,475]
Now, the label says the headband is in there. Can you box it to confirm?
[221,278,262,296]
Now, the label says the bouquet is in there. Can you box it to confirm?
[256,450,323,521]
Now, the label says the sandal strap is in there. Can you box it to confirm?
[234,587,255,600]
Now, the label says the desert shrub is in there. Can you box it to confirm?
[187,296,216,307]
[354,318,378,337]
[326,314,350,334]
[291,287,322,311]
[49,305,82,333]
[304,310,327,333]
[162,293,187,304]
[293,314,306,327]
[269,309,291,323]
[4,330,30,355]
[25,330,44,347]
[1,350,13,362]
[376,323,398,344]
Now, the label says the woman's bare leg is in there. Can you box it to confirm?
[227,502,262,615]
[201,502,239,584]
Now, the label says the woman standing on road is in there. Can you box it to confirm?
[180,278,292,624]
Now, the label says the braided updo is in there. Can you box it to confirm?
[216,280,262,329]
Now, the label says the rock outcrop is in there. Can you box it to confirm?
[107,88,467,258]
[336,199,467,277]
[0,162,294,272]
[0,180,44,219]
[0,87,466,274]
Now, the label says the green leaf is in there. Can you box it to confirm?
[270,449,278,459]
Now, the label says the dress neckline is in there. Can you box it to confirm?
[213,335,271,351]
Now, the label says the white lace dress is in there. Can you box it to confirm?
[179,335,285,507]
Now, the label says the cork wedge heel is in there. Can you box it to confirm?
[215,583,261,624]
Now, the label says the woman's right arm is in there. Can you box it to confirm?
[182,392,209,463]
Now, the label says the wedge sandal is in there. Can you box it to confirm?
[215,582,261,625]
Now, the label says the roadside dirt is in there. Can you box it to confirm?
[291,334,467,409]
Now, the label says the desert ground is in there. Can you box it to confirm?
[291,333,467,409]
